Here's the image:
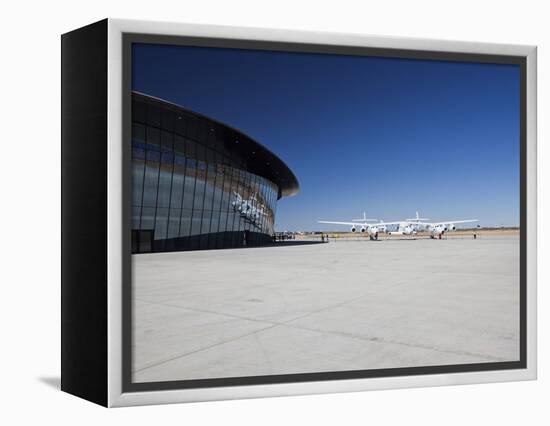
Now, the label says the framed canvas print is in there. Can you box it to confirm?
[61,18,537,407]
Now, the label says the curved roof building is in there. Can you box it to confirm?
[131,92,299,253]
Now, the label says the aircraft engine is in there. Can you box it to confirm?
[448,223,456,231]
[360,226,367,233]
[350,226,357,233]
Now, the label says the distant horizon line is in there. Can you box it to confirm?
[276,225,520,232]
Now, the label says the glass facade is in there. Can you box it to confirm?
[131,93,296,253]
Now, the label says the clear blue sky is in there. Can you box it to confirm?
[133,43,520,230]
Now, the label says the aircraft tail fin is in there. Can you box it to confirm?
[352,211,378,222]
[406,211,430,221]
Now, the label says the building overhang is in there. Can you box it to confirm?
[133,92,300,198]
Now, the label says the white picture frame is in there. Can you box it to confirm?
[61,18,537,407]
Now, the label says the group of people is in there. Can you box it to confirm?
[320,234,330,243]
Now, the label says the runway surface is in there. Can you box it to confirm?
[132,236,520,383]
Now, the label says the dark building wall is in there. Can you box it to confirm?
[61,19,108,407]
[132,93,294,253]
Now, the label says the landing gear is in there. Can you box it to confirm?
[375,232,379,241]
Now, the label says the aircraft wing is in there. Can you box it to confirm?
[435,219,479,225]
[318,220,365,226]
[413,219,479,226]
[318,220,403,227]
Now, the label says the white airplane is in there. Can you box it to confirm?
[231,192,267,223]
[389,211,479,239]
[318,212,402,240]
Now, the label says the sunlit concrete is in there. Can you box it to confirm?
[132,236,520,383]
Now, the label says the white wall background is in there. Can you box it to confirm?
[0,0,546,424]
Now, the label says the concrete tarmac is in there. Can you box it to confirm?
[132,236,520,383]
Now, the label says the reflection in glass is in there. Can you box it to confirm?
[132,95,286,253]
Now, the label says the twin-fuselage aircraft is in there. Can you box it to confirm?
[319,211,478,240]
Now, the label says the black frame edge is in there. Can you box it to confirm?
[61,18,109,407]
